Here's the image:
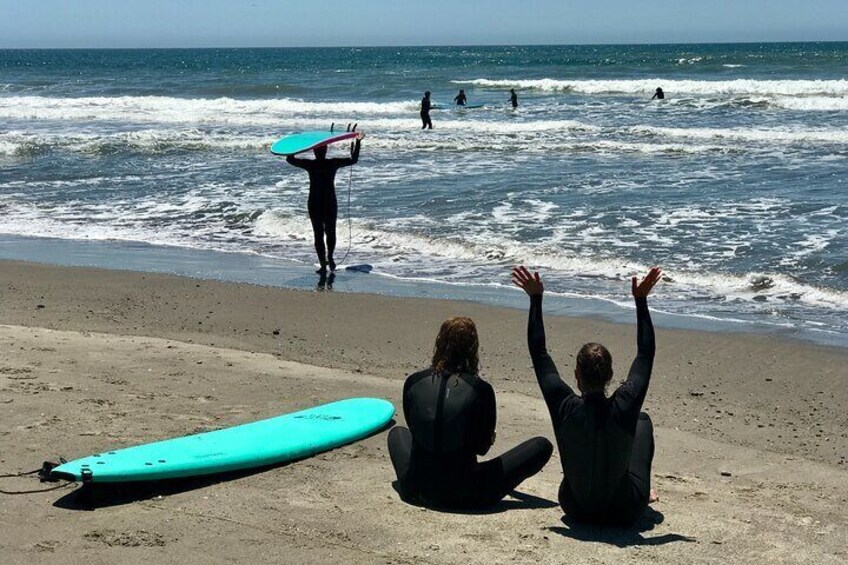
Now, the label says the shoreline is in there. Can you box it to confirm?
[2,234,845,349]
[1,258,846,468]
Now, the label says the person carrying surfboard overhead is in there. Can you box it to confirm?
[420,91,433,129]
[286,134,364,273]
[454,89,467,106]
[387,316,553,509]
[512,265,662,525]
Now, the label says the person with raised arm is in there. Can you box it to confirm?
[286,134,364,274]
[512,265,662,525]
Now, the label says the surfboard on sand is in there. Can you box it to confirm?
[270,130,360,156]
[50,398,395,483]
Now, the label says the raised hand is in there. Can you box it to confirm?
[512,266,544,296]
[632,266,662,298]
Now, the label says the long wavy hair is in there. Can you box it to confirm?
[431,317,480,375]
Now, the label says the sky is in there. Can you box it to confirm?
[1,0,846,48]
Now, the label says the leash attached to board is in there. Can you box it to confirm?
[0,460,74,495]
[336,122,360,267]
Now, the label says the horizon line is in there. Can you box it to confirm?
[2,39,847,51]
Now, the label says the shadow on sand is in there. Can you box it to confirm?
[54,420,396,511]
[546,507,697,547]
[391,483,559,515]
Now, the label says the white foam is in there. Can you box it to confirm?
[627,125,848,144]
[453,78,848,97]
[0,95,419,126]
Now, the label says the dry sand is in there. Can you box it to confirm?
[1,260,846,564]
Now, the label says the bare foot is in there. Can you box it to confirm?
[649,489,659,504]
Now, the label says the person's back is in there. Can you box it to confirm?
[513,266,661,525]
[402,369,495,492]
[387,317,552,509]
[552,369,651,522]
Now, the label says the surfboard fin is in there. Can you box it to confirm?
[330,123,335,132]
[352,123,358,132]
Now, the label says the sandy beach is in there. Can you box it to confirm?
[1,259,846,564]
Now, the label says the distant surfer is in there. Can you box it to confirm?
[509,88,518,108]
[420,91,433,129]
[454,89,467,106]
[651,87,665,100]
[286,134,364,274]
[513,265,662,525]
[388,316,553,509]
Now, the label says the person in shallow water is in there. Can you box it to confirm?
[420,91,433,129]
[509,88,518,108]
[285,134,363,273]
[387,317,553,509]
[454,89,468,106]
[512,265,662,525]
[651,87,665,100]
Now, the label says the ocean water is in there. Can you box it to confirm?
[1,44,847,344]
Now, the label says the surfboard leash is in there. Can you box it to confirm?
[0,460,75,495]
[336,163,354,267]
[335,122,359,267]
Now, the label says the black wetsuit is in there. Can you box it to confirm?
[388,368,552,509]
[454,93,467,106]
[527,294,656,525]
[510,91,518,108]
[286,139,360,268]
[420,97,433,129]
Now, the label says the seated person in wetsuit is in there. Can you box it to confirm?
[512,265,662,525]
[387,316,553,509]
[454,89,467,106]
[286,135,363,273]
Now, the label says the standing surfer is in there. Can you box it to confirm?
[420,91,433,129]
[286,134,364,274]
[454,89,468,106]
[509,88,518,108]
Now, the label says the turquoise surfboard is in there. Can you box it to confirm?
[270,130,360,156]
[51,398,395,483]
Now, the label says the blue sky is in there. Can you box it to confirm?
[2,0,846,48]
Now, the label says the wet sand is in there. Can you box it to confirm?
[1,260,846,564]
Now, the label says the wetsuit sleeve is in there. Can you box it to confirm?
[285,155,310,169]
[332,139,361,169]
[473,380,497,456]
[528,294,575,418]
[614,297,656,422]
